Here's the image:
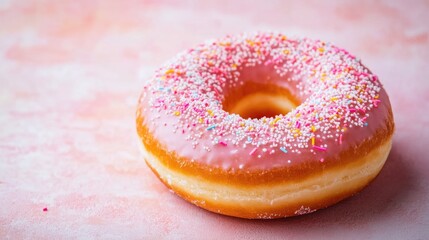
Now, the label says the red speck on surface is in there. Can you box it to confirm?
[43,207,48,212]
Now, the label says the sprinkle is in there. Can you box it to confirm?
[373,99,381,107]
[206,125,216,131]
[280,147,288,153]
[339,134,343,145]
[174,111,180,116]
[219,141,228,146]
[212,87,221,96]
[249,147,258,156]
[165,69,175,74]
[246,39,255,46]
[320,158,325,163]
[313,145,327,151]
[271,117,281,125]
[43,207,48,212]
[311,137,315,146]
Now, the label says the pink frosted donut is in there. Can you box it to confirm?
[136,32,394,219]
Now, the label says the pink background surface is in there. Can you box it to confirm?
[1,0,428,239]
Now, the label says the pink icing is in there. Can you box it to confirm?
[137,32,392,170]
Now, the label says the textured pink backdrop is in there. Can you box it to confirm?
[1,0,428,239]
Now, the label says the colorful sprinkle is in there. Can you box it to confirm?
[165,69,175,74]
[280,147,288,153]
[373,99,381,107]
[206,125,216,131]
[249,147,258,156]
[271,117,281,126]
[313,145,327,151]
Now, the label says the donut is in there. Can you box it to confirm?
[136,32,394,219]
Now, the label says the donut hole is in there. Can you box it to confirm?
[222,82,300,119]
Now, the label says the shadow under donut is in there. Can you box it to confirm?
[208,140,419,232]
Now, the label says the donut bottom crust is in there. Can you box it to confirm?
[141,138,392,219]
